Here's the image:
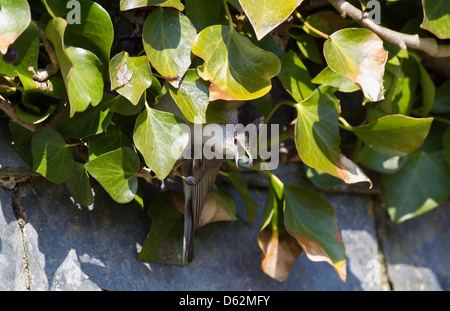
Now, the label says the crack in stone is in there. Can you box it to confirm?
[369,194,393,291]
[11,185,30,291]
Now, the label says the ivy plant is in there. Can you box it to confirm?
[1,0,449,282]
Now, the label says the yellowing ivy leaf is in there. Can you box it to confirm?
[239,0,304,40]
[191,25,280,101]
[324,28,388,102]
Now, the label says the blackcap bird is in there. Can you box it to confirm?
[180,102,264,264]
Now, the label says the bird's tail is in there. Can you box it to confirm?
[183,189,195,265]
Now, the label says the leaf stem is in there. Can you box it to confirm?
[222,0,234,29]
[65,142,83,148]
[265,100,296,125]
[40,0,56,19]
[295,12,329,40]
[1,75,24,92]
[338,116,354,131]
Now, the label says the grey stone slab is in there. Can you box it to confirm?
[0,188,28,290]
[381,202,450,291]
[18,177,381,290]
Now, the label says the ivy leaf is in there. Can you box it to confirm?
[420,0,450,39]
[226,171,258,223]
[169,69,228,123]
[200,190,238,227]
[46,0,114,66]
[171,190,238,228]
[31,127,73,184]
[65,161,94,207]
[191,25,280,101]
[0,22,39,77]
[324,28,388,102]
[109,52,153,106]
[258,175,303,282]
[45,17,103,117]
[56,93,115,139]
[382,150,450,223]
[0,0,30,54]
[284,185,346,281]
[142,8,196,88]
[351,115,433,157]
[88,124,135,160]
[443,127,450,164]
[311,66,360,93]
[359,145,408,174]
[84,147,140,204]
[138,192,186,266]
[277,50,314,103]
[411,53,435,115]
[294,87,372,187]
[120,0,184,11]
[185,0,226,32]
[238,0,304,40]
[133,103,190,179]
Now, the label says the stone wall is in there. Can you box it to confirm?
[1,119,448,291]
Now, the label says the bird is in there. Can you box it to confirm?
[180,101,264,264]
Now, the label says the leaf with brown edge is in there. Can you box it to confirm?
[294,86,372,188]
[171,191,238,228]
[283,185,347,281]
[257,176,302,282]
[258,229,303,282]
[191,25,281,101]
[324,28,388,102]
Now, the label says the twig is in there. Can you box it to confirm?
[28,20,59,81]
[0,94,37,132]
[327,0,450,58]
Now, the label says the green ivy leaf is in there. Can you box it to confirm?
[56,93,115,139]
[84,147,140,203]
[120,0,184,11]
[9,120,33,164]
[169,69,228,123]
[142,7,196,88]
[226,171,258,224]
[0,0,30,54]
[324,28,388,102]
[420,0,450,39]
[294,87,372,187]
[311,66,360,93]
[382,150,450,223]
[46,0,114,66]
[283,185,346,281]
[65,161,94,207]
[411,53,435,115]
[359,145,408,174]
[31,127,73,184]
[294,33,323,65]
[238,0,304,40]
[45,17,104,117]
[133,103,190,179]
[351,115,433,157]
[0,22,39,77]
[443,127,450,164]
[185,0,226,32]
[277,50,314,103]
[88,124,135,160]
[109,52,153,105]
[138,192,186,266]
[192,25,280,101]
[432,79,450,114]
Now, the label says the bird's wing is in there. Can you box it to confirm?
[181,158,222,263]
